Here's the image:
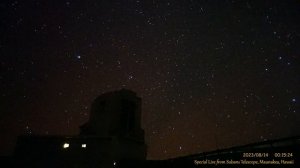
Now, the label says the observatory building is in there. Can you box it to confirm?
[14,89,147,167]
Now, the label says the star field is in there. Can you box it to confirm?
[0,0,299,159]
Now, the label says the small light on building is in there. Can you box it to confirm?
[63,143,69,148]
[113,161,117,166]
[81,144,87,148]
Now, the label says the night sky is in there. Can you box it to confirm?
[0,0,299,159]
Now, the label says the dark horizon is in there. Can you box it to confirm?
[1,0,299,160]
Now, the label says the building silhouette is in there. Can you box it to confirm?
[13,89,147,167]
